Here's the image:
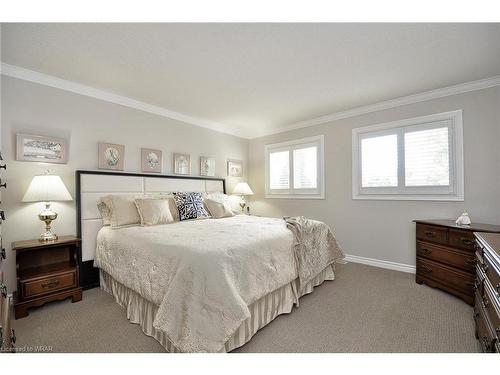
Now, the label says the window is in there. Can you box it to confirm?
[352,110,464,201]
[265,135,324,199]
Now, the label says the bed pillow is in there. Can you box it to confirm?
[106,195,142,228]
[134,198,175,226]
[204,192,240,214]
[205,198,234,219]
[96,197,112,226]
[163,196,180,222]
[173,192,210,221]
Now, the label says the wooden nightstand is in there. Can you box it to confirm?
[12,236,82,319]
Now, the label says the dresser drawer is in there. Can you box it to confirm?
[416,224,448,245]
[417,257,475,294]
[449,229,476,252]
[483,253,500,296]
[475,293,497,353]
[22,271,77,299]
[416,241,475,272]
[483,280,500,339]
[476,264,485,296]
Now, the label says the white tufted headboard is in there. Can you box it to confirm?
[75,170,225,288]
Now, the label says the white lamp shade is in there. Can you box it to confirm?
[22,174,72,202]
[232,182,254,195]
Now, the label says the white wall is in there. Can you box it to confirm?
[248,87,500,268]
[1,76,248,291]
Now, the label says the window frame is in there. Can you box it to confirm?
[265,135,325,199]
[352,110,464,201]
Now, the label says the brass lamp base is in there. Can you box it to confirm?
[38,202,58,242]
[239,196,247,213]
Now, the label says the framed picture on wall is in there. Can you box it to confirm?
[173,153,191,175]
[200,156,216,176]
[98,142,125,170]
[227,159,243,177]
[16,133,69,164]
[141,148,162,173]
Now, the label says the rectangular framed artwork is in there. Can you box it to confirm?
[173,153,191,175]
[98,142,125,170]
[200,156,216,176]
[141,148,162,173]
[227,159,243,177]
[16,133,69,164]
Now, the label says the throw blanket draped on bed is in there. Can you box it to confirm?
[95,215,342,352]
[284,216,345,293]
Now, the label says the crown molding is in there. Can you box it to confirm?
[0,62,250,139]
[2,62,499,140]
[253,75,500,138]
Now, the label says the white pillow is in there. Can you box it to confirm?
[134,198,175,226]
[204,192,240,214]
[205,199,235,219]
[106,195,142,228]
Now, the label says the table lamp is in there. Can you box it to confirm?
[232,182,254,213]
[22,171,72,241]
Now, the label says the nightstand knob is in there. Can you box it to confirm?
[0,247,5,260]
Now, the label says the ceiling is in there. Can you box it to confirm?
[2,23,500,138]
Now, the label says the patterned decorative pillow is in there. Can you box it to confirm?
[173,192,210,221]
[96,197,112,226]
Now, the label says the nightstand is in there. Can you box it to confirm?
[12,236,82,319]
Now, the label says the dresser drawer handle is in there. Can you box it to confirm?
[481,263,489,273]
[419,248,432,255]
[482,337,491,351]
[41,280,60,289]
[424,231,436,237]
[464,258,476,266]
[419,265,432,273]
[473,308,479,319]
[460,238,474,246]
[466,281,478,290]
[482,295,489,308]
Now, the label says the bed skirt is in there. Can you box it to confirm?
[99,264,335,352]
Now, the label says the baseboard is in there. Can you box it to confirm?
[344,254,416,274]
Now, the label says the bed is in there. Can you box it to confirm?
[76,170,343,353]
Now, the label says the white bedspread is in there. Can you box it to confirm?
[95,215,299,352]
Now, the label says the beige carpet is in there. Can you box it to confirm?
[12,263,479,353]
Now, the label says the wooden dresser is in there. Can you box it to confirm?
[474,232,500,353]
[414,220,500,306]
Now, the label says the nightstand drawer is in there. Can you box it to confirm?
[22,271,77,298]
